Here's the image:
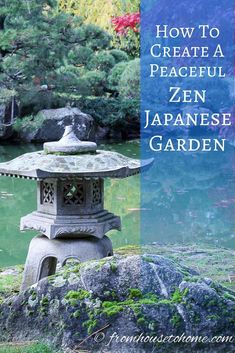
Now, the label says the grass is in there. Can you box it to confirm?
[0,266,23,301]
[0,342,57,353]
[116,243,235,291]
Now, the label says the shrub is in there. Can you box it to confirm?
[111,12,140,35]
[119,58,140,99]
[111,12,140,58]
[109,49,129,63]
[108,62,127,91]
[73,96,139,129]
[87,51,116,72]
[82,71,106,96]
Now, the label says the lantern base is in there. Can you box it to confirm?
[21,234,113,291]
[20,210,121,239]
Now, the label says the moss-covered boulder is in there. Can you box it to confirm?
[0,255,234,353]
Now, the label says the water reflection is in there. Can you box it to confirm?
[141,142,235,249]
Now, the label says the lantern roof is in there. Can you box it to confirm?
[0,125,153,180]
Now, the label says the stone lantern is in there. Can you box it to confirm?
[0,126,152,290]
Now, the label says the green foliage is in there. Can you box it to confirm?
[88,51,116,71]
[110,262,118,273]
[223,291,235,301]
[13,114,45,133]
[101,292,160,318]
[113,30,140,59]
[128,288,142,299]
[142,256,154,263]
[0,88,16,104]
[60,0,140,58]
[0,0,131,116]
[170,313,183,328]
[83,318,98,335]
[64,289,90,307]
[0,266,23,301]
[82,71,106,96]
[55,96,139,129]
[0,343,56,353]
[139,293,159,305]
[137,317,146,326]
[0,0,140,130]
[40,296,49,306]
[207,314,219,321]
[59,0,140,32]
[102,301,124,316]
[65,289,90,301]
[108,61,127,91]
[109,49,129,63]
[119,58,140,99]
[73,310,80,318]
[171,288,189,304]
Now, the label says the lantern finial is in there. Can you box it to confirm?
[43,125,97,154]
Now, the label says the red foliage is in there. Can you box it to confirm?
[112,12,140,35]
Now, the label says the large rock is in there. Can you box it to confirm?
[15,107,96,142]
[0,255,234,353]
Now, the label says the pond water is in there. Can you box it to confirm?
[0,141,140,267]
[141,140,235,251]
[0,140,234,267]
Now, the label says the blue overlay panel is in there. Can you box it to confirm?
[140,0,235,247]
